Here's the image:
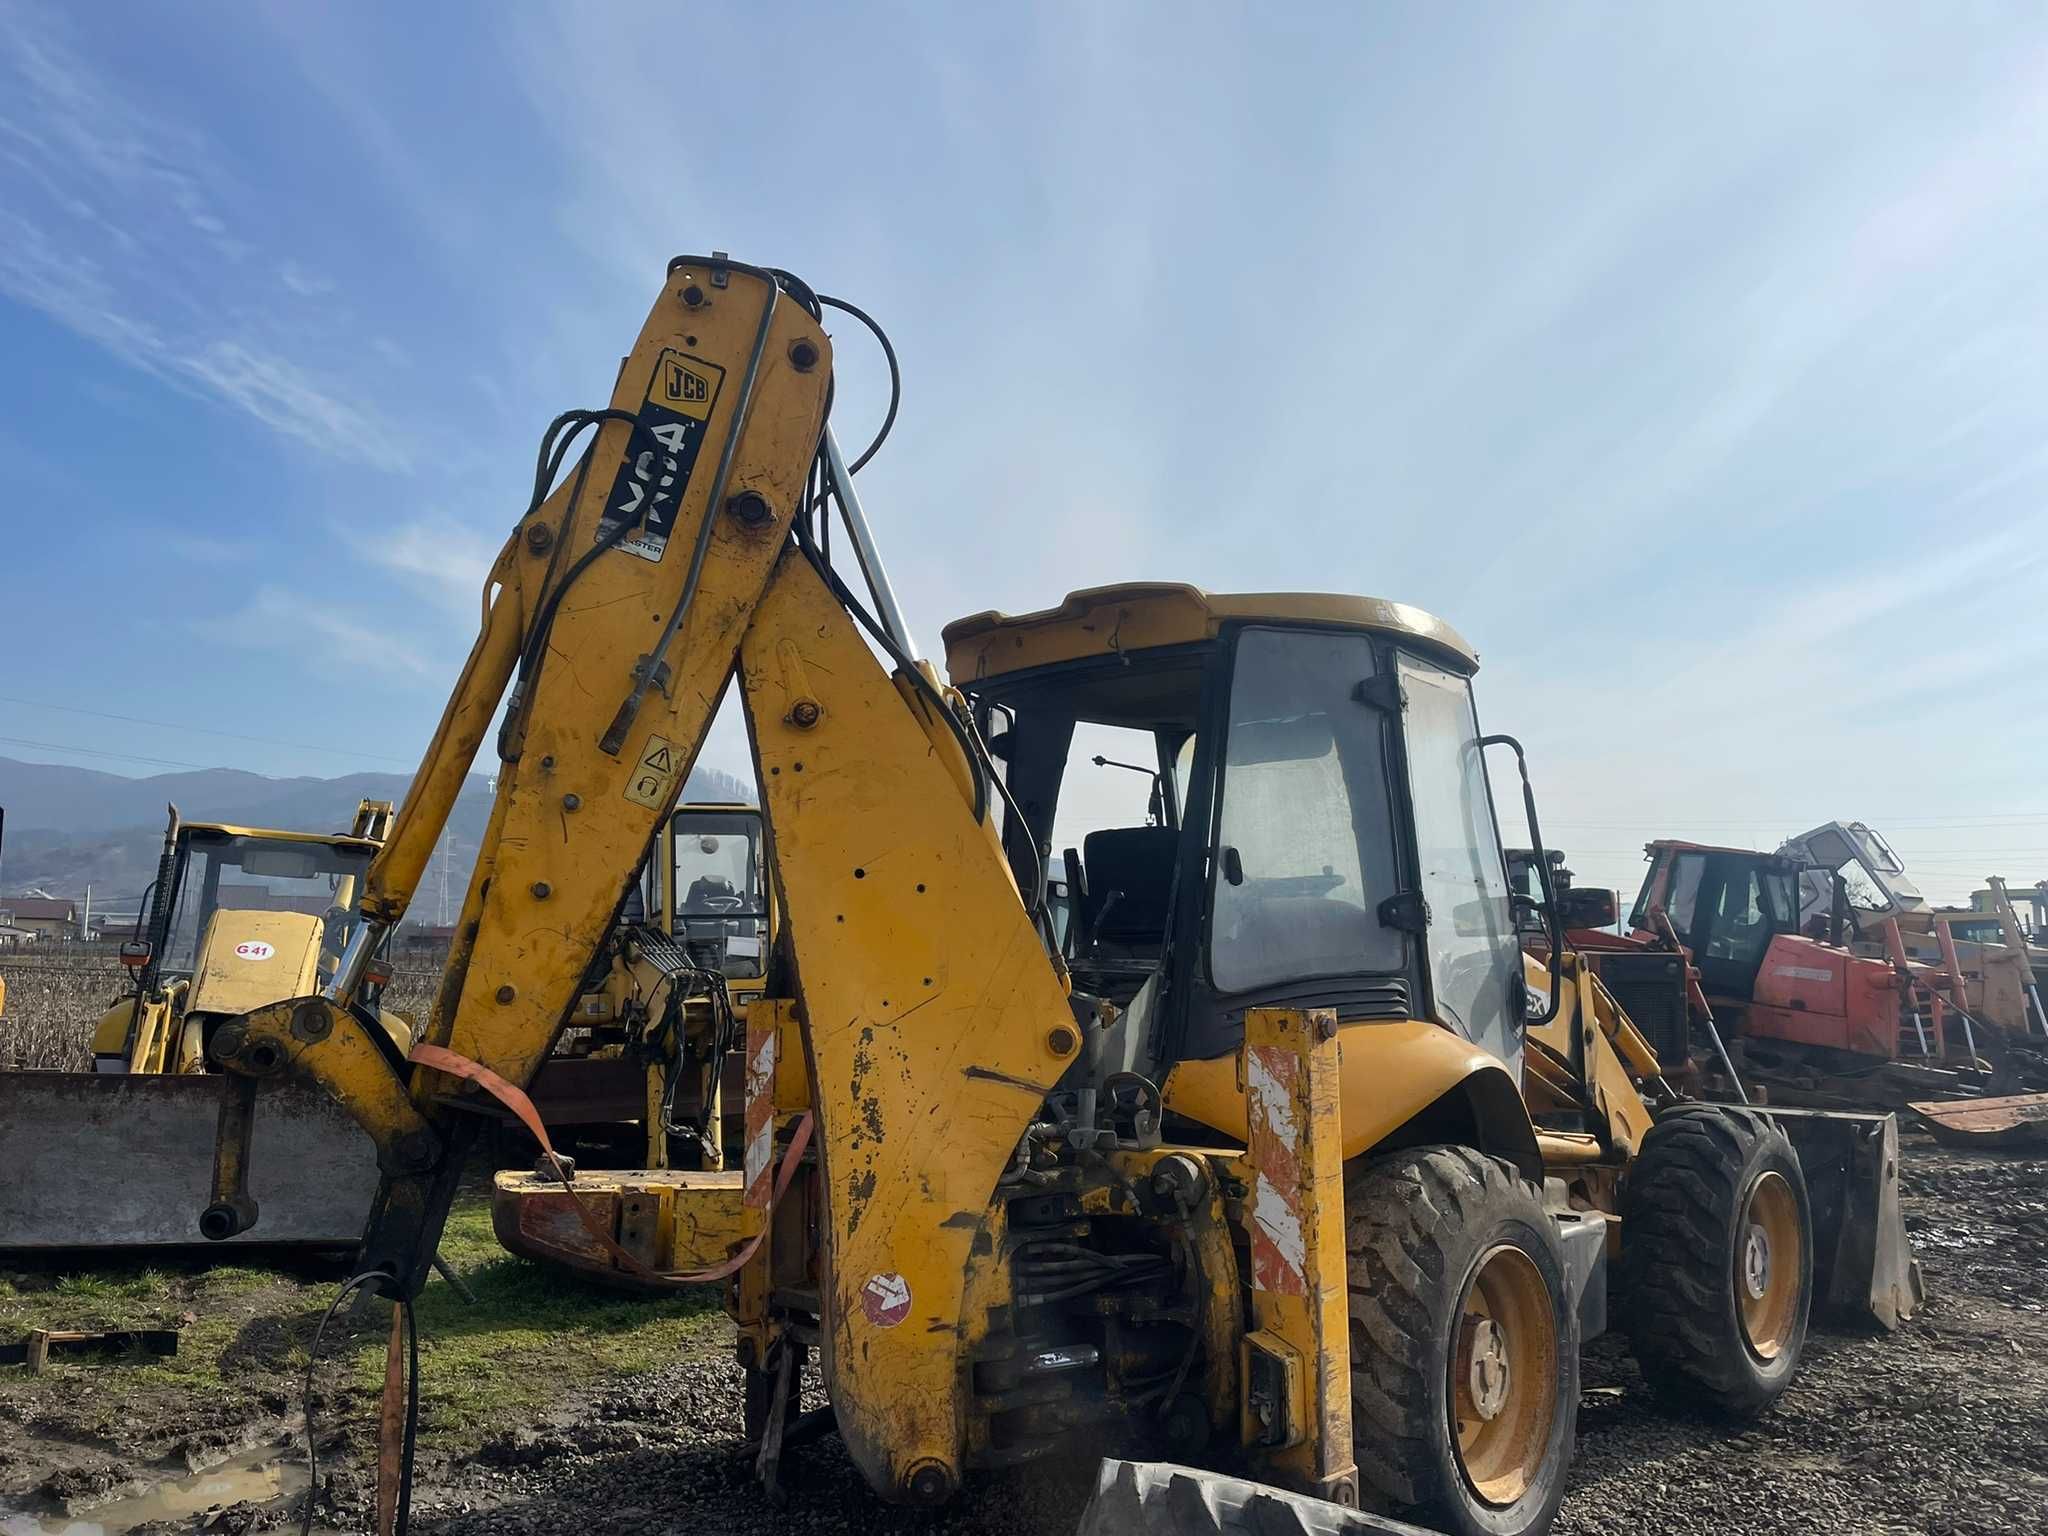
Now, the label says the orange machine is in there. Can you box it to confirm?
[1629,840,1968,1073]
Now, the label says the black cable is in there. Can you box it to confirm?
[298,1269,390,1536]
[765,267,823,322]
[789,512,989,828]
[772,299,1041,936]
[601,256,788,755]
[397,1297,421,1536]
[495,408,664,761]
[975,716,1052,940]
[1156,1195,1207,1415]
[816,293,900,475]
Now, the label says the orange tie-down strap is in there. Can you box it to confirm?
[408,1043,812,1289]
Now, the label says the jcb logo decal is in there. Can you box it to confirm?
[666,362,709,403]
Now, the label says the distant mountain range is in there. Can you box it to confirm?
[0,755,752,911]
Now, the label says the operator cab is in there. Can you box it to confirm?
[1777,821,1928,934]
[101,813,387,1073]
[945,584,1531,1098]
[667,804,770,981]
[1629,842,1804,998]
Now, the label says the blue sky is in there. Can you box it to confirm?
[1,2,2045,905]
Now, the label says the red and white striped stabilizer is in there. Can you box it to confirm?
[743,1013,778,1209]
[1244,1042,1308,1298]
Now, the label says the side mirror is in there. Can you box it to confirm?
[119,939,154,971]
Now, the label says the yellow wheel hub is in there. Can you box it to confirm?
[1738,1170,1801,1360]
[1451,1244,1557,1507]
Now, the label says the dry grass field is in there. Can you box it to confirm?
[0,947,441,1070]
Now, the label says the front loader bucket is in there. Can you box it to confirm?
[0,1072,379,1251]
[1076,1460,1442,1536]
[1762,1107,1924,1331]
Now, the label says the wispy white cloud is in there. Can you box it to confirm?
[349,515,508,623]
[181,340,409,471]
[0,5,409,470]
[278,261,335,298]
[200,585,438,682]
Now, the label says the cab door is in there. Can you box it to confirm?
[1394,653,1521,1068]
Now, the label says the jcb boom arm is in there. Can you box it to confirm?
[210,256,1076,1498]
[213,255,836,1288]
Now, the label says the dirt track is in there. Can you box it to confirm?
[5,1137,2046,1536]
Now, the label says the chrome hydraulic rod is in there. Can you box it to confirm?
[323,920,389,1005]
[825,424,915,657]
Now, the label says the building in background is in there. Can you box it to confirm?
[0,894,77,940]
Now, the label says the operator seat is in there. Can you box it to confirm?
[1077,827,1178,949]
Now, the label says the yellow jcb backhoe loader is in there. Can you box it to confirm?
[186,253,1913,1536]
[0,801,406,1249]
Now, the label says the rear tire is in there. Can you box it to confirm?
[1346,1147,1576,1536]
[1618,1105,1812,1416]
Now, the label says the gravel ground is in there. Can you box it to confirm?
[387,1137,2048,1536]
[8,1136,2044,1536]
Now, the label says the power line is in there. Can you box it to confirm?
[0,735,219,772]
[0,692,414,767]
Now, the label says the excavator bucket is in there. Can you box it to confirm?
[1076,1461,1440,1536]
[1764,1108,1924,1330]
[0,1072,379,1250]
[1908,1092,2048,1149]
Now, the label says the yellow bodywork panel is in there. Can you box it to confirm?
[92,997,149,1063]
[1523,954,1656,1162]
[491,1168,755,1280]
[188,910,324,1017]
[740,546,1075,1501]
[943,583,1476,683]
[214,997,432,1173]
[1165,1017,1533,1171]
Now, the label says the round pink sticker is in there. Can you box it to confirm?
[861,1272,911,1328]
[233,941,275,961]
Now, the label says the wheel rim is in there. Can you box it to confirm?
[1450,1243,1558,1508]
[1737,1170,1801,1360]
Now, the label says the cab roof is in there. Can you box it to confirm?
[942,583,1477,685]
[1645,838,1803,869]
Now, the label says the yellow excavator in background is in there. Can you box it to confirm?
[525,801,774,1170]
[0,797,764,1252]
[189,254,1914,1536]
[0,801,404,1249]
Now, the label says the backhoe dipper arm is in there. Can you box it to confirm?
[216,257,1079,1502]
[211,257,833,1294]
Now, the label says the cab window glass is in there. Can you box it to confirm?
[672,811,767,979]
[1211,628,1399,992]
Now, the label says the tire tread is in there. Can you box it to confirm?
[1617,1105,1810,1416]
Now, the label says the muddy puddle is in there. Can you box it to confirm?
[0,1445,310,1536]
